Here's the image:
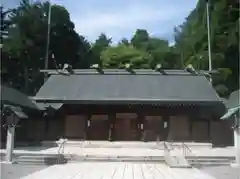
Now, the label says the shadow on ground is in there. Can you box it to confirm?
[0,163,48,179]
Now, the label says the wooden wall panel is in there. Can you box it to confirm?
[211,121,233,146]
[167,116,190,141]
[26,119,45,141]
[144,116,163,141]
[192,121,209,142]
[65,115,86,139]
[114,113,139,141]
[88,115,109,140]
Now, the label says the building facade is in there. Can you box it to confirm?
[16,69,233,146]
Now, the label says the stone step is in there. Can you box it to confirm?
[68,155,165,162]
[41,140,213,149]
[191,162,232,167]
[1,153,59,157]
[13,154,67,165]
[167,155,192,168]
[187,157,235,164]
[187,156,235,160]
[188,159,234,163]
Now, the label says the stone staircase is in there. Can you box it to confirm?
[68,154,165,163]
[163,142,235,168]
[1,153,67,165]
[0,141,235,167]
[163,142,191,168]
[188,156,235,167]
[60,141,164,149]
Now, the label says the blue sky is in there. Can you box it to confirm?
[3,0,198,44]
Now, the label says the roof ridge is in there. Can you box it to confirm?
[40,69,217,76]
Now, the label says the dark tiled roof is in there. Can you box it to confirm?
[28,96,63,110]
[1,85,39,110]
[4,105,28,119]
[34,71,223,106]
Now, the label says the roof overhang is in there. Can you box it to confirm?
[2,104,28,119]
[1,85,40,111]
[33,97,222,105]
[36,103,63,110]
[221,106,240,120]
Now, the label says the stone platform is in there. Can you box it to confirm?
[0,141,235,164]
[19,162,216,179]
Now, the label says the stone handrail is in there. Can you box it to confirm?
[57,138,67,164]
[164,142,176,166]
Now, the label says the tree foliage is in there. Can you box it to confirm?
[174,0,239,96]
[1,0,92,94]
[101,45,152,68]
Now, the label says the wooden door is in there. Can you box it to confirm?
[65,115,86,139]
[114,113,139,141]
[88,115,109,140]
[144,116,163,141]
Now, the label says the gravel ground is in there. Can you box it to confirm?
[200,165,240,179]
[0,163,47,179]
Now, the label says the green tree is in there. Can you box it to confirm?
[174,0,239,96]
[118,38,129,46]
[131,29,149,49]
[101,45,152,69]
[131,29,176,69]
[91,33,112,65]
[2,0,92,94]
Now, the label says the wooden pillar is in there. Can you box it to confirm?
[208,118,211,142]
[60,110,66,139]
[138,113,145,141]
[166,115,171,141]
[137,115,141,141]
[189,116,193,141]
[136,110,142,141]
[108,113,115,141]
[85,115,90,140]
[163,115,169,141]
[44,116,49,140]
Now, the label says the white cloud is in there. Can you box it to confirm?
[75,7,182,41]
[52,0,198,43]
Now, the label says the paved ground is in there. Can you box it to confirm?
[18,162,215,179]
[0,163,47,179]
[0,146,236,158]
[200,165,240,179]
[2,163,239,179]
[0,142,237,179]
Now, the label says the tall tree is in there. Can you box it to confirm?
[131,29,149,49]
[174,0,239,96]
[2,0,91,94]
[91,33,111,65]
[131,29,176,68]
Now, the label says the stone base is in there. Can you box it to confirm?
[1,161,17,164]
[230,163,240,168]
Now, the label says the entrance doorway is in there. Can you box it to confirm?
[88,115,109,140]
[114,113,139,141]
[65,115,86,139]
[143,116,163,141]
